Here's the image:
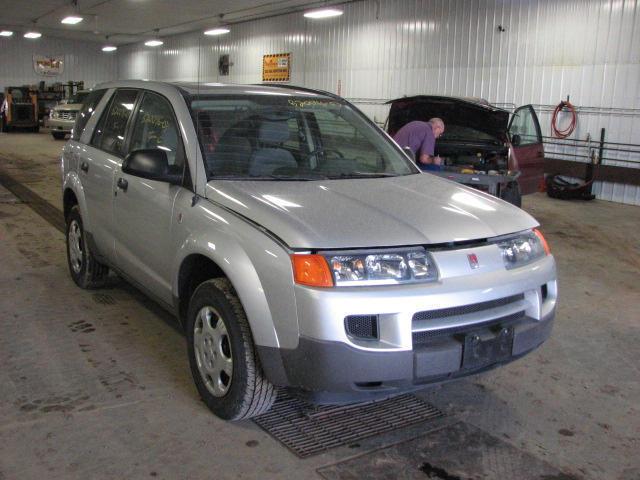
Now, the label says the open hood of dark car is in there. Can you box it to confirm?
[386,96,510,139]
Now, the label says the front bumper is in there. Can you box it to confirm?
[258,248,557,403]
[259,309,554,403]
[48,118,75,132]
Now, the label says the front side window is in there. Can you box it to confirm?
[129,92,184,168]
[91,89,139,156]
[71,89,106,142]
[510,106,542,145]
[190,94,418,180]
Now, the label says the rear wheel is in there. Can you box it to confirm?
[186,278,277,420]
[66,205,109,289]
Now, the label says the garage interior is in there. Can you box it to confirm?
[1,1,639,479]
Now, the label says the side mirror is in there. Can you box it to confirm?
[511,134,522,147]
[403,146,416,161]
[122,148,183,184]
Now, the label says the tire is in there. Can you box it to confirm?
[52,131,66,140]
[501,182,522,208]
[66,205,109,289]
[186,278,277,420]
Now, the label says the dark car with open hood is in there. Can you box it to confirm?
[386,96,545,207]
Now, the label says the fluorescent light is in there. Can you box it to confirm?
[24,32,42,39]
[204,27,230,36]
[0,30,13,37]
[102,45,117,52]
[145,39,163,47]
[304,8,343,19]
[61,16,83,24]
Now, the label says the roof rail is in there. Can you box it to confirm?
[251,83,344,101]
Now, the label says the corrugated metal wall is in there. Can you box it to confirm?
[0,36,117,89]
[113,0,639,206]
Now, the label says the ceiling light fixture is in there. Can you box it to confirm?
[204,27,230,36]
[61,16,83,24]
[102,45,117,52]
[145,29,163,47]
[24,31,42,39]
[303,8,344,19]
[0,30,14,37]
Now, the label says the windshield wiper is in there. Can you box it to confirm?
[210,173,329,181]
[327,172,403,179]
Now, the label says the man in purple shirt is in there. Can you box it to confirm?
[393,118,445,169]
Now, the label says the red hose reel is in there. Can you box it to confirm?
[551,100,577,138]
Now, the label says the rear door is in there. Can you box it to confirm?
[112,90,190,304]
[508,105,544,195]
[79,88,140,262]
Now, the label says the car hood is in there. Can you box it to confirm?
[386,95,510,139]
[53,103,83,112]
[205,174,538,249]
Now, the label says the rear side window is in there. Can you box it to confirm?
[91,89,139,156]
[71,89,106,142]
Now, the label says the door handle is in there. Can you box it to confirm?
[116,177,128,192]
[80,161,89,172]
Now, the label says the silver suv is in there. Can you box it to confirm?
[61,81,557,420]
[49,90,90,140]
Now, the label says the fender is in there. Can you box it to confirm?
[171,199,300,350]
[62,169,91,232]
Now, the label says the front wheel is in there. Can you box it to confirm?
[186,278,277,420]
[52,131,66,140]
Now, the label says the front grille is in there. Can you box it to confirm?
[412,294,524,322]
[345,314,378,339]
[59,111,76,121]
[412,311,526,345]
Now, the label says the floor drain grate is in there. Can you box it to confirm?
[254,393,444,458]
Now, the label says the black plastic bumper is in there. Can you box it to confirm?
[257,310,555,404]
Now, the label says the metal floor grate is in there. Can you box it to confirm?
[253,393,445,458]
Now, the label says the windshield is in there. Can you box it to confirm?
[190,94,418,180]
[67,92,88,104]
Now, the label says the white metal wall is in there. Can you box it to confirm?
[116,0,640,205]
[0,36,117,89]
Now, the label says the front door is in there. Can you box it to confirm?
[112,91,189,304]
[508,105,544,195]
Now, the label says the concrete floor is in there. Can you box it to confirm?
[1,131,639,480]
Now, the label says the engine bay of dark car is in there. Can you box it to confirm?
[435,140,510,175]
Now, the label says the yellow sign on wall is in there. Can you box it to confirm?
[262,53,291,82]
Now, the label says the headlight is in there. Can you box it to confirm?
[498,229,550,269]
[327,249,438,286]
[50,111,59,119]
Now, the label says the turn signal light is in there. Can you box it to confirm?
[533,229,551,255]
[291,254,333,287]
